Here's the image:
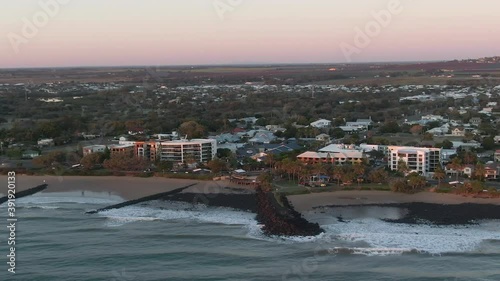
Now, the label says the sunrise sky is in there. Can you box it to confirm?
[1,0,499,68]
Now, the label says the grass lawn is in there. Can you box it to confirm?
[274,180,390,195]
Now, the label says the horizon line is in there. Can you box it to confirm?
[0,59,454,71]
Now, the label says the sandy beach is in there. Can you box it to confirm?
[0,175,251,200]
[288,190,500,212]
[2,175,500,212]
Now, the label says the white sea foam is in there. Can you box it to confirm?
[94,201,500,255]
[100,204,257,228]
[16,192,122,206]
[327,247,419,256]
[23,205,61,210]
[323,218,500,254]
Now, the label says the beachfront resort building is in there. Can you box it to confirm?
[159,139,217,164]
[387,146,442,177]
[82,139,216,164]
[134,141,161,162]
[297,144,366,165]
[108,144,135,156]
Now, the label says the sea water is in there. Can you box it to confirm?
[1,191,499,281]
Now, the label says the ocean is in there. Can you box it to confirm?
[1,191,500,281]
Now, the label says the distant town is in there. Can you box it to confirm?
[1,57,500,195]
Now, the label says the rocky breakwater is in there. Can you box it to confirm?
[255,186,324,236]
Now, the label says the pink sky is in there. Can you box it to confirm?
[1,0,499,68]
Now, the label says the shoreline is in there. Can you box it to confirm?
[288,190,500,212]
[2,175,500,211]
[0,175,253,200]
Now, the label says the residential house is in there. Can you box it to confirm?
[495,150,500,162]
[485,163,500,180]
[445,164,474,178]
[451,127,465,137]
[469,117,482,126]
[310,119,332,129]
[37,138,54,147]
[345,118,373,130]
[22,150,40,159]
[247,130,276,144]
[83,145,107,156]
[265,125,286,133]
[339,126,361,134]
[315,133,331,142]
[427,124,450,136]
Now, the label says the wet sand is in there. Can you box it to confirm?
[0,175,253,200]
[288,190,500,212]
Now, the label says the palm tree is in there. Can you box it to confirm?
[397,159,409,175]
[332,167,342,186]
[407,173,426,192]
[341,167,355,186]
[462,151,477,165]
[474,163,486,181]
[353,162,366,187]
[450,157,462,181]
[433,165,446,187]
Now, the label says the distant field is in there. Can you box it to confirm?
[311,76,500,86]
[187,67,277,73]
[1,62,499,84]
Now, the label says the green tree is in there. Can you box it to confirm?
[473,163,486,181]
[482,137,495,150]
[422,132,434,141]
[353,162,366,186]
[103,153,148,171]
[32,151,66,168]
[379,121,401,134]
[217,148,232,158]
[6,148,22,160]
[80,152,105,170]
[436,139,453,149]
[409,125,423,135]
[406,173,427,191]
[449,157,462,181]
[156,160,173,172]
[178,121,207,139]
[331,128,345,139]
[206,159,227,174]
[397,159,409,175]
[368,168,389,184]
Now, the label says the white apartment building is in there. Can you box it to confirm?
[159,139,217,163]
[387,146,441,176]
